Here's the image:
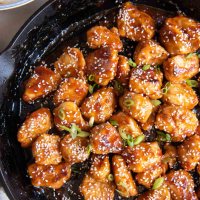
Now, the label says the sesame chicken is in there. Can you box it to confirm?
[28,162,71,189]
[17,108,52,148]
[85,47,118,86]
[134,40,169,66]
[119,91,153,123]
[54,47,86,78]
[162,83,198,109]
[112,155,138,198]
[155,104,198,142]
[122,142,162,173]
[87,26,123,51]
[81,87,116,123]
[177,134,200,171]
[160,16,200,55]
[90,122,123,154]
[53,77,88,106]
[117,2,155,41]
[32,133,62,165]
[60,134,89,164]
[165,170,198,200]
[163,54,199,83]
[23,66,61,102]
[129,66,163,99]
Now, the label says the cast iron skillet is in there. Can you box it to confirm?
[0,0,199,199]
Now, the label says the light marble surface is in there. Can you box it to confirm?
[0,0,48,199]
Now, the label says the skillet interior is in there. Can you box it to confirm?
[0,0,200,199]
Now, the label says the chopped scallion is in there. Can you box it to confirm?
[124,99,134,109]
[107,174,114,181]
[142,64,151,71]
[151,100,161,106]
[77,131,90,138]
[89,83,98,94]
[88,74,95,81]
[162,82,171,94]
[86,144,92,154]
[128,58,137,68]
[152,177,164,190]
[109,119,118,126]
[58,108,65,120]
[157,131,171,142]
[186,79,198,88]
[133,134,145,145]
[186,52,196,59]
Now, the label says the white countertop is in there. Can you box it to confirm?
[0,1,48,199]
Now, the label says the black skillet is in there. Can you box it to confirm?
[0,0,199,199]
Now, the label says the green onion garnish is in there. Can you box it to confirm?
[162,82,171,94]
[58,108,65,120]
[142,64,151,71]
[119,128,129,140]
[107,174,114,181]
[128,58,137,68]
[133,134,145,145]
[157,131,171,142]
[124,99,134,109]
[127,135,134,147]
[186,79,198,88]
[89,83,98,94]
[151,100,161,106]
[186,52,196,59]
[109,119,118,126]
[113,80,124,94]
[152,177,164,190]
[88,74,95,81]
[86,144,92,154]
[77,131,90,138]
[89,116,95,127]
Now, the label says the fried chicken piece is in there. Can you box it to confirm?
[32,133,62,165]
[17,108,52,148]
[162,83,198,109]
[119,91,153,123]
[177,134,200,171]
[112,155,138,198]
[53,77,88,106]
[134,40,168,66]
[160,16,200,55]
[28,162,71,189]
[23,66,61,102]
[163,54,199,83]
[117,2,155,41]
[122,142,162,173]
[54,102,88,131]
[85,47,118,86]
[155,105,198,142]
[87,26,123,51]
[110,112,143,138]
[60,134,89,165]
[81,87,116,123]
[116,55,130,86]
[54,47,86,78]
[90,122,123,154]
[129,67,163,99]
[165,170,198,200]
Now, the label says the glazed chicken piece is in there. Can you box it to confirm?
[129,66,163,99]
[23,66,61,102]
[80,154,115,200]
[165,170,198,200]
[117,2,155,41]
[112,155,138,198]
[17,108,52,148]
[163,54,199,83]
[162,83,198,109]
[119,91,153,123]
[90,122,123,154]
[116,55,130,86]
[85,47,118,86]
[28,162,71,189]
[122,142,162,173]
[54,47,86,78]
[89,155,110,181]
[87,26,123,51]
[134,40,168,66]
[137,185,171,200]
[32,133,62,165]
[54,101,88,131]
[155,104,198,142]
[53,77,88,106]
[110,112,143,138]
[81,87,116,123]
[160,16,200,55]
[177,134,200,171]
[136,163,167,189]
[60,134,89,164]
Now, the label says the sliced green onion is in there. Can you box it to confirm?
[157,131,171,142]
[113,80,124,94]
[186,79,198,88]
[118,181,127,189]
[156,65,161,71]
[186,52,196,59]
[88,74,95,81]
[59,125,71,132]
[86,144,92,154]
[109,119,118,126]
[133,134,145,145]
[107,174,114,181]
[58,108,65,120]
[89,116,95,127]
[162,82,171,94]
[124,99,134,109]
[77,131,90,138]
[152,177,164,190]
[89,83,98,94]
[151,100,161,106]
[142,64,151,71]
[128,58,137,68]
[119,128,129,140]
[127,135,134,147]
[115,189,124,195]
